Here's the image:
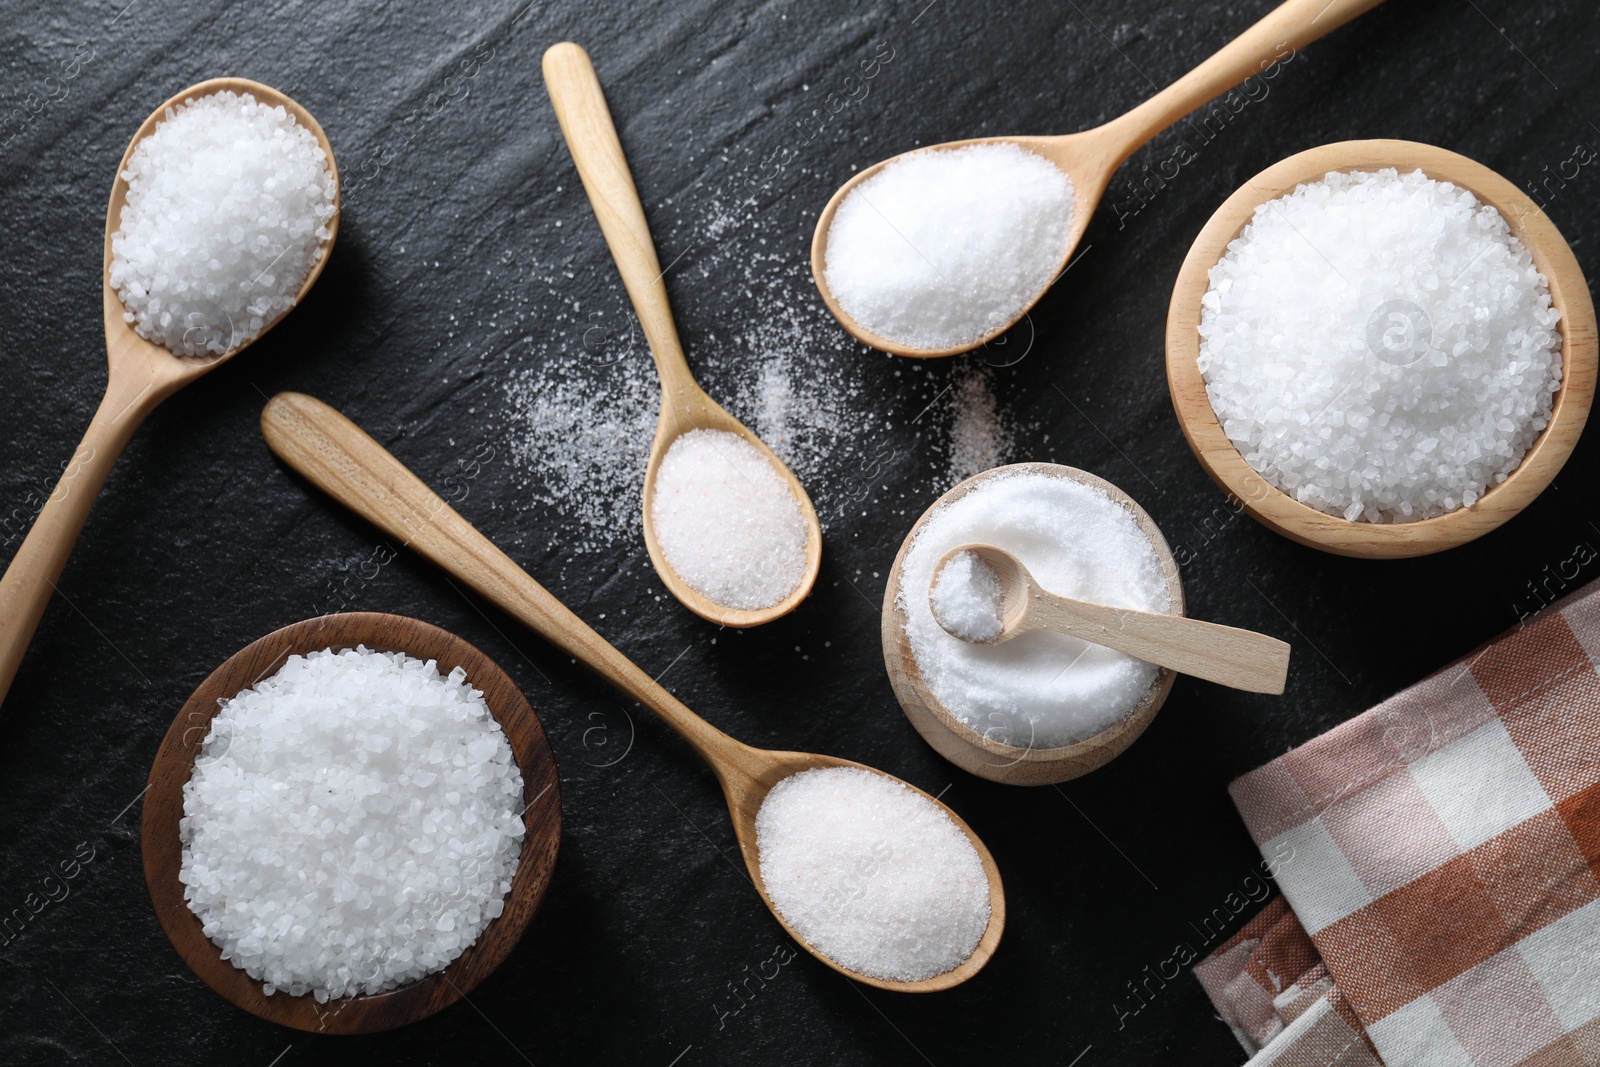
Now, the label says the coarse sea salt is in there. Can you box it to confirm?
[1198,167,1563,523]
[823,143,1074,350]
[901,471,1171,749]
[179,647,525,1002]
[931,550,1005,642]
[755,767,989,982]
[650,428,808,610]
[110,90,336,357]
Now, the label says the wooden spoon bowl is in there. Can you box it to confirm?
[882,464,1186,785]
[723,748,1005,992]
[103,76,341,367]
[638,397,824,628]
[140,612,559,1034]
[1166,140,1598,558]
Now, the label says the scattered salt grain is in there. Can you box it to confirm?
[504,353,656,550]
[650,429,808,610]
[755,767,989,982]
[823,143,1074,349]
[1198,167,1563,523]
[947,363,1014,483]
[931,550,1005,642]
[900,471,1171,748]
[179,647,525,1001]
[110,90,336,357]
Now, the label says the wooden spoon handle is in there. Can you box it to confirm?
[1104,0,1387,162]
[1026,593,1290,694]
[0,375,155,708]
[259,391,744,766]
[543,42,698,401]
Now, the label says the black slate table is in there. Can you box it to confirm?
[2,1,1597,1063]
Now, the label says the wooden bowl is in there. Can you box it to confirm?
[880,463,1185,785]
[141,613,560,1034]
[1166,140,1598,558]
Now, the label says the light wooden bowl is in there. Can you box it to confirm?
[881,463,1185,785]
[1166,140,1598,558]
[141,613,560,1034]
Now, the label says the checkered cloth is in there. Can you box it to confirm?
[1195,896,1383,1066]
[1198,580,1600,1066]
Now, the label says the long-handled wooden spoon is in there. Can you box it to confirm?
[811,0,1387,357]
[0,78,339,709]
[543,43,822,628]
[933,544,1289,694]
[260,391,1004,992]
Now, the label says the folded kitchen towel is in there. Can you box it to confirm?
[1198,579,1600,1066]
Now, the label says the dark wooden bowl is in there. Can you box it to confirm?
[140,612,560,1034]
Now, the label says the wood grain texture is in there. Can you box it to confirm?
[882,464,1186,786]
[261,391,1003,992]
[1165,139,1598,558]
[542,42,822,627]
[0,77,339,710]
[935,543,1290,694]
[140,612,560,1035]
[809,0,1387,357]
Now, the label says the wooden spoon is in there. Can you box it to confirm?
[933,544,1290,694]
[810,0,1387,357]
[543,42,822,627]
[0,77,339,708]
[260,391,1004,992]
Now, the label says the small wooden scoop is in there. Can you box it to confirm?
[932,543,1290,694]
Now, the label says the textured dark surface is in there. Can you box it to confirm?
[1,1,1597,1064]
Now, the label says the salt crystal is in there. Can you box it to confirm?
[179,647,525,1000]
[930,550,1005,643]
[649,429,808,610]
[823,142,1074,349]
[755,767,989,982]
[1198,168,1563,523]
[109,90,335,357]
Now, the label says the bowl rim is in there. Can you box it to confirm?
[140,612,560,1034]
[880,462,1185,783]
[1165,138,1597,559]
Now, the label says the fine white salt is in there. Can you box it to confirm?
[931,550,1005,643]
[649,429,808,610]
[179,647,525,1002]
[1198,167,1563,523]
[948,363,1014,483]
[110,90,336,357]
[823,143,1074,350]
[900,471,1171,749]
[755,767,989,982]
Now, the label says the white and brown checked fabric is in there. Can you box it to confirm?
[1198,579,1600,1066]
[1195,896,1382,1066]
